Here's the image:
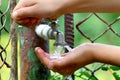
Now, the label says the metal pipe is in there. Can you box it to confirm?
[65,14,74,80]
[19,26,50,80]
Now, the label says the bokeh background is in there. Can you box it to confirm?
[0,0,120,80]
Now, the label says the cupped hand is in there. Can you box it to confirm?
[35,44,94,76]
[35,47,77,76]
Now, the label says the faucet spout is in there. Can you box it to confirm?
[35,19,72,59]
[54,32,67,46]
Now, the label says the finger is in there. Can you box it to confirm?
[30,18,41,26]
[13,0,35,11]
[15,18,31,26]
[61,53,68,57]
[35,47,50,66]
[13,1,23,11]
[12,6,40,20]
[15,18,41,27]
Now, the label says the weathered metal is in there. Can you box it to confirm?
[65,14,74,80]
[10,0,18,80]
[19,27,50,80]
[65,14,74,48]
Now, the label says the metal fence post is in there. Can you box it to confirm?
[65,14,74,80]
[19,27,50,80]
[10,0,18,80]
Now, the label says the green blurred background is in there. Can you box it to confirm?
[0,0,120,80]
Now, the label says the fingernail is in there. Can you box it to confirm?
[35,47,40,52]
[12,11,18,18]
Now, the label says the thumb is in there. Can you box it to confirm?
[35,47,50,64]
[35,47,56,70]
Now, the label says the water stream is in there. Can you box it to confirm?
[50,45,73,80]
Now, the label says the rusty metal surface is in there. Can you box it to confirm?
[65,14,74,80]
[20,28,50,80]
[10,0,18,79]
[65,14,74,48]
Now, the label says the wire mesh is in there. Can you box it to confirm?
[0,0,11,68]
[0,0,12,80]
[0,0,120,80]
[75,13,120,80]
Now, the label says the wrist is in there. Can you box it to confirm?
[57,0,72,14]
[48,0,65,19]
[87,43,110,64]
[81,43,96,64]
[74,43,96,67]
[52,0,73,17]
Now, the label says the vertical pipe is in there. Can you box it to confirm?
[10,0,18,80]
[64,14,74,80]
[19,27,50,80]
[65,14,74,48]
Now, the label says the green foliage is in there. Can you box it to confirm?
[113,72,120,80]
[110,66,120,71]
[48,72,65,80]
[101,65,120,71]
[101,65,120,80]
[101,66,109,71]
[80,71,91,78]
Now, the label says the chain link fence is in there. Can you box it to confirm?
[74,13,120,80]
[0,0,12,80]
[0,0,120,80]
